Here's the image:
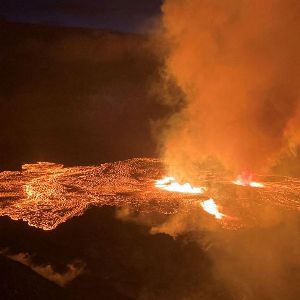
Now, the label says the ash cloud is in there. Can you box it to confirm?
[160,0,300,176]
[0,250,84,287]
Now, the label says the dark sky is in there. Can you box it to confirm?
[0,0,163,32]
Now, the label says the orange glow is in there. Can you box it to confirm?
[2,158,300,231]
[232,173,264,188]
[155,176,205,194]
[201,198,225,219]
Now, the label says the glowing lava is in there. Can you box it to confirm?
[201,198,225,219]
[155,177,205,194]
[232,172,264,188]
[2,158,300,231]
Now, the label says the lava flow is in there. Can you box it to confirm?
[0,158,300,231]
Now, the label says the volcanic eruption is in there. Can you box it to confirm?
[1,1,300,299]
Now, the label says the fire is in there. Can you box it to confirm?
[201,198,225,219]
[232,172,264,188]
[155,176,205,194]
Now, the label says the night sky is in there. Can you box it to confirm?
[0,0,163,32]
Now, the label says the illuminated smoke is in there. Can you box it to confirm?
[160,0,300,175]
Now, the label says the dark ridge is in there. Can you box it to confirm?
[0,20,145,38]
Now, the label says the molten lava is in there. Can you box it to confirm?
[1,158,300,231]
[232,172,264,188]
[201,199,225,219]
[155,177,205,194]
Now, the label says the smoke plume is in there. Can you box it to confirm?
[160,0,300,176]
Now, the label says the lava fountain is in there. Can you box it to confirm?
[201,198,225,220]
[155,176,226,220]
[232,172,264,188]
[155,176,206,194]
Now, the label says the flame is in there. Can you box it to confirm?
[201,198,225,219]
[232,172,264,188]
[155,177,205,194]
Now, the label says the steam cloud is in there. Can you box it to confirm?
[160,0,300,175]
[1,250,84,287]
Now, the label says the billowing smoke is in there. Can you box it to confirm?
[149,2,300,298]
[160,0,300,176]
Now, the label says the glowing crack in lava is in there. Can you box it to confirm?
[201,199,225,220]
[232,172,264,188]
[155,176,205,194]
[0,158,300,230]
